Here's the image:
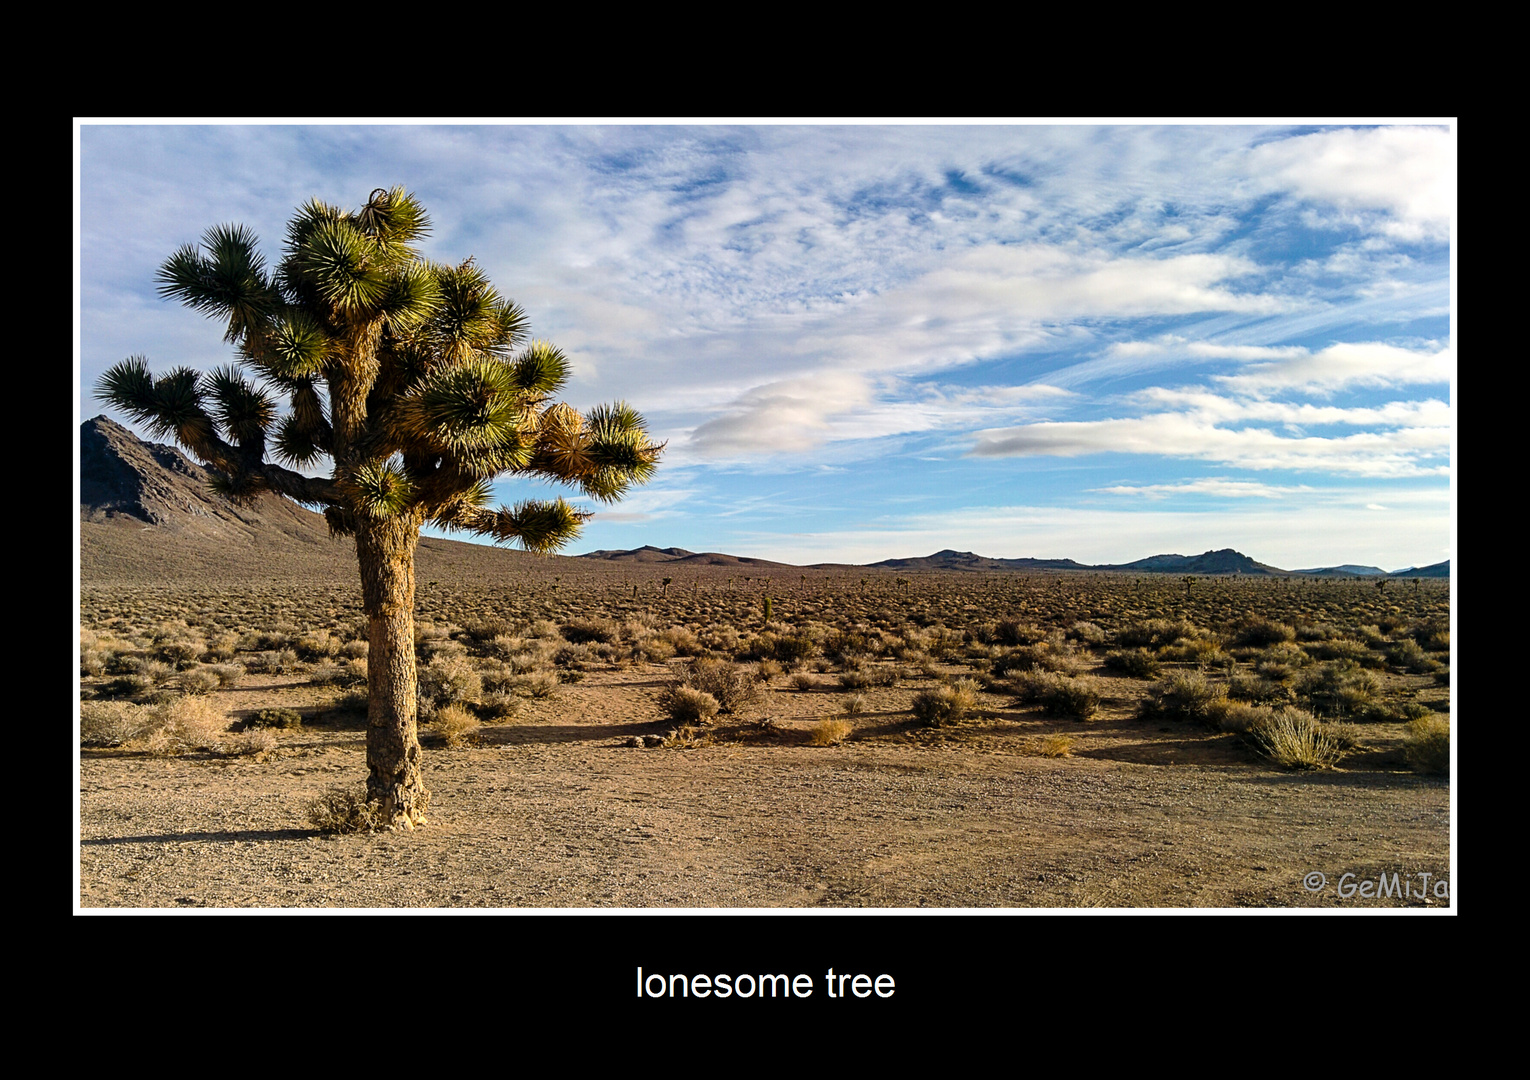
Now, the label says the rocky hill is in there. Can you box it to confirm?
[79,416,551,586]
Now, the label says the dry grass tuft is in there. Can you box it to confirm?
[1022,734,1074,757]
[807,717,853,746]
[1251,708,1346,770]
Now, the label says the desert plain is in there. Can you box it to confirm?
[78,526,1452,910]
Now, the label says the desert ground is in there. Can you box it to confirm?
[77,551,1452,910]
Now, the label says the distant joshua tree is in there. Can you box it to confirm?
[97,187,662,828]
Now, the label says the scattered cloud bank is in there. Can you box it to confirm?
[80,121,1453,563]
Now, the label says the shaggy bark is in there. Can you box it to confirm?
[356,515,427,828]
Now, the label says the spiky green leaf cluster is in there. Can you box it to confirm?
[97,187,662,552]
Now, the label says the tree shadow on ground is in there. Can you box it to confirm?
[82,828,318,845]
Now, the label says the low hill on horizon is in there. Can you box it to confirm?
[81,418,1449,583]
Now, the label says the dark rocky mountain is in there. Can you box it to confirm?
[872,547,1287,575]
[578,546,792,568]
[79,416,549,585]
[1102,548,1284,575]
[579,545,697,562]
[1390,560,1450,578]
[869,549,1088,572]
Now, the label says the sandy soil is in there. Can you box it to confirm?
[78,665,1452,910]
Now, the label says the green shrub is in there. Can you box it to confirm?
[244,708,303,729]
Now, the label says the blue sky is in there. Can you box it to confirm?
[76,122,1453,570]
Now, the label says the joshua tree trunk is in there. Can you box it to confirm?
[356,516,428,828]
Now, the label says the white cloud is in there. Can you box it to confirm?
[969,412,1450,477]
[685,372,876,457]
[1215,342,1450,395]
[1246,126,1452,241]
[1093,479,1311,499]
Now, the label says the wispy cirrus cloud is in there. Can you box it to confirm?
[1092,478,1313,499]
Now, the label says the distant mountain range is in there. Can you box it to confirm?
[81,417,1449,581]
[583,545,1450,578]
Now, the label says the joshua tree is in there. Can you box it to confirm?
[97,187,661,828]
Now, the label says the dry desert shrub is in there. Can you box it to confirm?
[479,690,521,720]
[1117,618,1203,650]
[662,724,713,749]
[223,728,278,758]
[1228,674,1295,706]
[81,700,154,747]
[660,685,721,725]
[1231,617,1297,648]
[560,617,619,644]
[1303,638,1379,667]
[307,661,350,686]
[177,667,222,695]
[1250,708,1346,770]
[992,619,1045,646]
[1359,698,1433,724]
[1404,716,1450,774]
[662,626,704,656]
[911,678,979,727]
[296,630,341,660]
[245,649,299,674]
[307,785,380,833]
[1296,661,1380,719]
[1066,621,1107,646]
[808,717,853,746]
[519,670,561,699]
[207,663,246,688]
[992,643,1075,676]
[1011,671,1100,720]
[1139,671,1229,727]
[1103,647,1162,679]
[676,658,763,715]
[430,703,482,748]
[635,636,677,663]
[417,654,483,716]
[137,695,232,755]
[1387,638,1443,674]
